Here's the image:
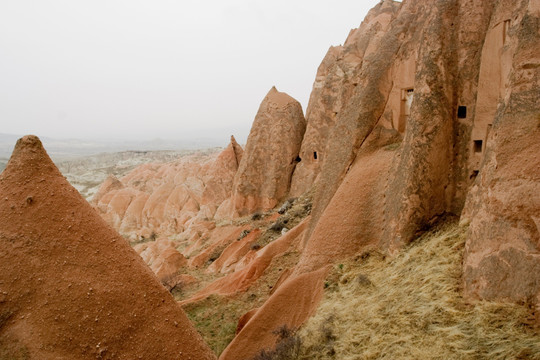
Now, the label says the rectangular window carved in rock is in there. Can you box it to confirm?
[458,106,467,119]
[474,140,483,153]
[399,88,414,133]
[503,19,510,44]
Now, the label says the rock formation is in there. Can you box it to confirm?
[461,0,540,307]
[0,136,215,359]
[219,0,540,358]
[228,86,306,216]
[290,0,401,197]
[93,136,243,239]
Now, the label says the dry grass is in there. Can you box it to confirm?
[183,294,242,356]
[297,221,540,359]
[180,250,301,356]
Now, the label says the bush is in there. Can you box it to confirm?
[252,325,301,360]
[270,217,289,232]
[251,212,263,221]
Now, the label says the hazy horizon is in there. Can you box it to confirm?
[0,0,378,143]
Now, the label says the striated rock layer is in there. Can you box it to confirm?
[0,136,215,360]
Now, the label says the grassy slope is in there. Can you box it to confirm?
[297,221,540,359]
[182,250,301,355]
[179,194,313,356]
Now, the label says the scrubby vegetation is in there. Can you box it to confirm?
[253,325,302,360]
[181,250,301,356]
[183,295,243,355]
[251,191,313,250]
[294,221,540,359]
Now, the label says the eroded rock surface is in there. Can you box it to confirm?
[93,136,243,239]
[60,1,540,358]
[461,0,540,306]
[229,87,306,216]
[0,135,215,360]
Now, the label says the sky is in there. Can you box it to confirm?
[0,0,380,145]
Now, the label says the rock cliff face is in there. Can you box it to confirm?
[460,0,540,307]
[0,136,215,360]
[290,0,402,197]
[220,0,540,358]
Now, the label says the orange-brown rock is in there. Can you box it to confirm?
[92,174,123,205]
[221,0,540,356]
[134,239,188,289]
[201,136,243,206]
[229,87,306,216]
[219,267,328,360]
[78,0,539,357]
[187,225,248,268]
[181,218,309,305]
[295,147,394,274]
[461,0,540,307]
[206,228,261,274]
[235,308,259,334]
[0,136,215,360]
[93,137,243,239]
[290,1,401,197]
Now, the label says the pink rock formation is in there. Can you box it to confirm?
[290,0,401,197]
[206,228,261,274]
[0,135,215,360]
[134,238,188,289]
[228,87,306,216]
[182,218,309,306]
[219,266,328,360]
[461,0,540,306]
[187,225,248,268]
[93,136,243,239]
[92,174,123,205]
[85,1,539,358]
[221,0,540,357]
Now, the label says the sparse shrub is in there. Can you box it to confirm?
[277,200,293,214]
[252,325,301,360]
[356,274,373,287]
[251,243,261,251]
[251,212,263,221]
[270,217,289,232]
[238,229,251,240]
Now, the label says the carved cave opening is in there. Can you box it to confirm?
[474,140,483,153]
[458,106,467,119]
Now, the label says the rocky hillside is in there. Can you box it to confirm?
[1,0,539,359]
[57,149,207,200]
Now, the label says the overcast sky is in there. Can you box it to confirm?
[0,0,379,145]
